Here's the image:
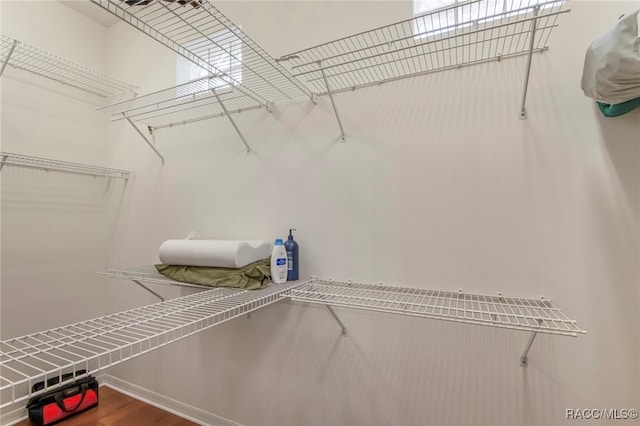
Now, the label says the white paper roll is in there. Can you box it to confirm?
[158,239,272,268]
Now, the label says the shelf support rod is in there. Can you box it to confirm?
[214,90,251,153]
[519,6,540,119]
[325,305,347,336]
[132,280,165,302]
[125,118,165,164]
[0,39,17,77]
[319,63,346,142]
[520,318,543,367]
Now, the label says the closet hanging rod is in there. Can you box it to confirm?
[0,152,132,179]
[0,34,135,98]
[101,76,266,129]
[113,89,256,123]
[151,103,264,131]
[98,74,226,111]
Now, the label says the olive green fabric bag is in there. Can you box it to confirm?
[155,258,271,290]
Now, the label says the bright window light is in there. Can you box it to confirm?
[176,27,242,94]
[413,0,563,37]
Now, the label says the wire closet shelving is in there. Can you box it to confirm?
[100,265,225,301]
[101,269,585,367]
[0,280,304,409]
[0,34,135,98]
[290,279,585,366]
[100,75,266,136]
[281,0,568,93]
[0,272,586,409]
[91,0,316,158]
[99,76,262,160]
[102,265,212,289]
[278,0,570,138]
[89,0,312,105]
[0,152,133,180]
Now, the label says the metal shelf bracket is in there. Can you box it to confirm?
[213,89,252,153]
[125,118,165,164]
[132,280,165,302]
[325,305,348,336]
[0,39,16,77]
[520,318,543,367]
[519,6,540,120]
[319,62,346,142]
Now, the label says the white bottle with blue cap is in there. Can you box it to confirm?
[270,239,288,284]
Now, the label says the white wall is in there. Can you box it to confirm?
[0,1,127,337]
[0,0,109,70]
[104,1,639,425]
[1,1,638,425]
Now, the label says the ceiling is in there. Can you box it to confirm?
[59,0,122,27]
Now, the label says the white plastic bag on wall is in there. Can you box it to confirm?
[581,10,640,104]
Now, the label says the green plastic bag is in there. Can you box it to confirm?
[597,97,640,117]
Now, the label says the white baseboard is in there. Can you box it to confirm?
[0,374,242,426]
[98,374,242,426]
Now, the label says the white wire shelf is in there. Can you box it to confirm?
[101,265,204,288]
[0,34,135,98]
[279,0,569,94]
[290,280,585,337]
[101,265,278,301]
[100,75,266,130]
[89,0,312,105]
[100,265,222,290]
[0,152,133,180]
[0,280,304,409]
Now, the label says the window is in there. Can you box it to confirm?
[413,0,561,37]
[176,27,242,94]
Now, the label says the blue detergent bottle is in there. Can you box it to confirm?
[284,229,299,281]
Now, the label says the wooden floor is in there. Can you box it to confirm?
[16,386,197,426]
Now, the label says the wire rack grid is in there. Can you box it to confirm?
[99,265,219,289]
[280,0,569,94]
[0,34,135,98]
[0,152,133,179]
[100,75,265,129]
[89,0,313,105]
[0,280,304,409]
[290,280,585,337]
